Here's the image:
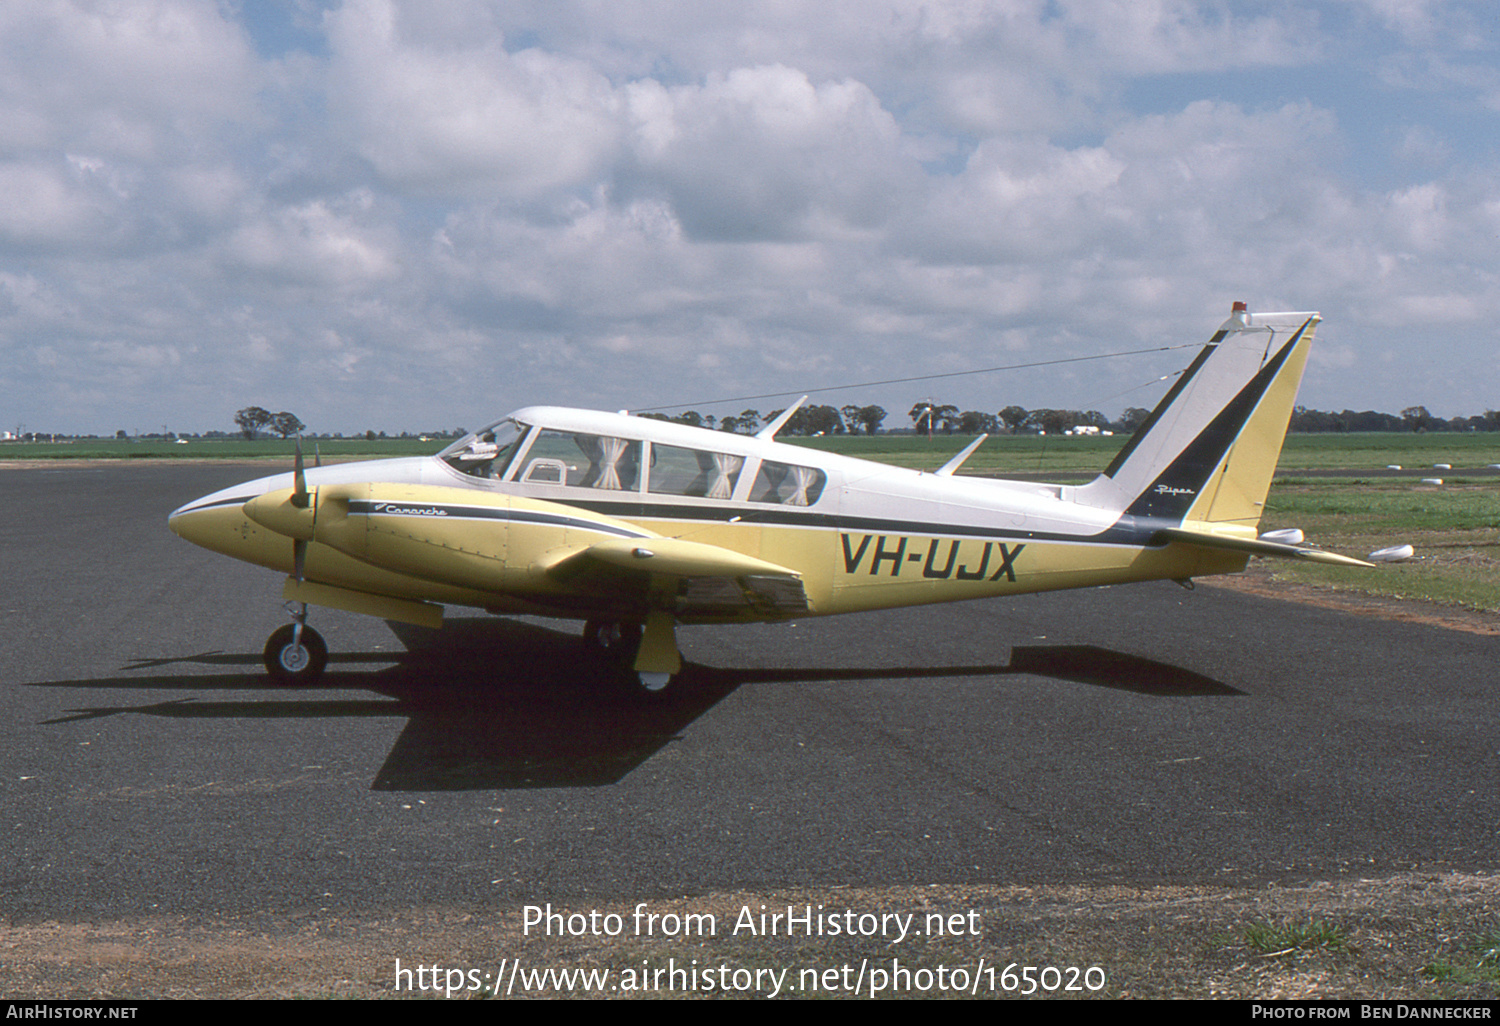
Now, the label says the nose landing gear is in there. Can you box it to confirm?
[263,602,327,686]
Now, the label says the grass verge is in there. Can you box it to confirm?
[1256,478,1500,612]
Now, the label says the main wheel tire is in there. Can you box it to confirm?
[584,622,677,699]
[263,624,328,686]
[632,670,677,698]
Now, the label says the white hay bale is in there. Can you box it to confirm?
[1259,528,1305,545]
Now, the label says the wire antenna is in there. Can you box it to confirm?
[635,342,1201,413]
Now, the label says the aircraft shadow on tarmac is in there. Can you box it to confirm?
[31,618,1238,791]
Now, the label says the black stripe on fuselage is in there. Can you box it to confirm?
[174,494,259,515]
[558,497,1174,550]
[348,499,651,539]
[358,492,1194,555]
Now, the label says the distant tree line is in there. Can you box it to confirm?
[643,401,1500,437]
[196,402,1500,443]
[228,407,467,441]
[1289,406,1500,433]
[643,402,1136,436]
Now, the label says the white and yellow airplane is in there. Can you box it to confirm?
[169,303,1369,694]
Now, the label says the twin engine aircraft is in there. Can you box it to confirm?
[169,303,1369,695]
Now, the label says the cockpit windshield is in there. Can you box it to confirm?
[438,414,829,505]
[439,419,528,479]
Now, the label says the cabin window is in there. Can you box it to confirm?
[648,445,744,499]
[748,460,826,506]
[439,420,528,479]
[520,430,641,490]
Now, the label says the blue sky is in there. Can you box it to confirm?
[2,1,1498,436]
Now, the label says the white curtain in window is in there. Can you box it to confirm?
[787,466,817,506]
[597,436,629,489]
[709,453,742,499]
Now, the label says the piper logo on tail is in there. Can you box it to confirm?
[840,534,1025,582]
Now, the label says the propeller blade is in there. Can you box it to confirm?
[292,436,310,581]
[291,435,310,509]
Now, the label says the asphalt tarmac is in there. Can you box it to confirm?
[2,464,1496,923]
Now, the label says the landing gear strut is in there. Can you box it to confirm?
[584,618,641,655]
[582,615,680,698]
[264,602,327,686]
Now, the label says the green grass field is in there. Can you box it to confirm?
[1255,478,1500,612]
[8,430,1498,613]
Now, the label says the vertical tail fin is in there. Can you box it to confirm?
[1076,303,1319,531]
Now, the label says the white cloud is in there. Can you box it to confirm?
[4,1,1500,431]
[624,65,917,241]
[222,191,399,288]
[1347,0,1445,40]
[325,0,623,197]
[0,160,110,247]
[908,138,1128,263]
[0,1,259,160]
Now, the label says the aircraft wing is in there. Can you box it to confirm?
[545,537,809,617]
[1154,526,1376,568]
[544,536,798,579]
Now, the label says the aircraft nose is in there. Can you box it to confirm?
[167,475,288,554]
[168,495,212,529]
[168,492,241,550]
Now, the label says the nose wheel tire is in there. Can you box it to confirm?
[264,624,328,686]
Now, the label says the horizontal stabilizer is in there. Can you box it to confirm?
[1155,527,1375,568]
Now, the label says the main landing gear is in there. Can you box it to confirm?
[583,616,680,697]
[263,602,327,686]
[259,604,676,695]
